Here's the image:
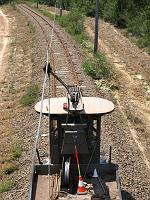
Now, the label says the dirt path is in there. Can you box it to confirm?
[0,8,9,82]
[0,6,35,200]
[85,18,150,168]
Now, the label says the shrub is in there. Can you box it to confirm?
[83,61,96,79]
[57,8,85,43]
[83,52,112,80]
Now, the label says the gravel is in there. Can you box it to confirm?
[1,5,150,200]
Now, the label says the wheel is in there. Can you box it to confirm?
[61,156,71,188]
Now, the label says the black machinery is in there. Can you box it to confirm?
[29,65,122,200]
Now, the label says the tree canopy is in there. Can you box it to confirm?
[1,0,149,51]
[59,0,150,50]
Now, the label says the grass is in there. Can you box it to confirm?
[0,179,15,193]
[10,144,22,160]
[20,84,40,106]
[125,109,143,124]
[38,6,112,80]
[2,162,18,175]
[124,31,150,55]
[9,38,16,63]
[27,20,36,33]
[27,5,115,87]
[35,6,85,44]
[38,8,54,20]
[83,52,112,80]
[34,5,85,43]
[53,8,113,80]
[82,40,93,50]
[0,144,21,192]
[56,8,85,44]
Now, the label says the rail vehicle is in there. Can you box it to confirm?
[29,64,122,200]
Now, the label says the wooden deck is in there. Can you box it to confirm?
[34,175,60,200]
[33,174,119,200]
[106,181,120,200]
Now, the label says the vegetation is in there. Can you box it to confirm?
[0,144,21,194]
[10,144,22,160]
[33,4,112,81]
[37,8,54,19]
[56,8,85,43]
[1,0,149,51]
[83,52,112,80]
[48,0,150,52]
[37,6,84,43]
[2,162,18,175]
[0,179,15,193]
[20,84,40,106]
[27,20,36,33]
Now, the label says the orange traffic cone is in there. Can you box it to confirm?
[77,175,87,195]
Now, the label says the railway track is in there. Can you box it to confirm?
[3,4,149,200]
[18,4,84,98]
[17,5,95,199]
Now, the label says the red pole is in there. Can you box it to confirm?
[74,145,81,176]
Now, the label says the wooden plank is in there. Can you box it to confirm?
[35,174,60,200]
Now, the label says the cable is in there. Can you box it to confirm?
[83,139,98,181]
[29,1,58,199]
[29,49,49,200]
[47,1,58,199]
[48,62,51,200]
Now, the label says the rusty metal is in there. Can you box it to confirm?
[50,50,57,97]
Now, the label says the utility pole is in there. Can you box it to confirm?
[49,0,51,7]
[37,0,39,8]
[94,0,99,54]
[60,0,62,16]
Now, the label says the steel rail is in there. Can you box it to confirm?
[19,4,80,86]
[18,5,57,97]
[18,5,59,199]
[50,49,57,97]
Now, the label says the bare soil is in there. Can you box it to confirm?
[0,8,9,82]
[0,5,34,199]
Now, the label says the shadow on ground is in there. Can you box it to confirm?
[122,190,135,200]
